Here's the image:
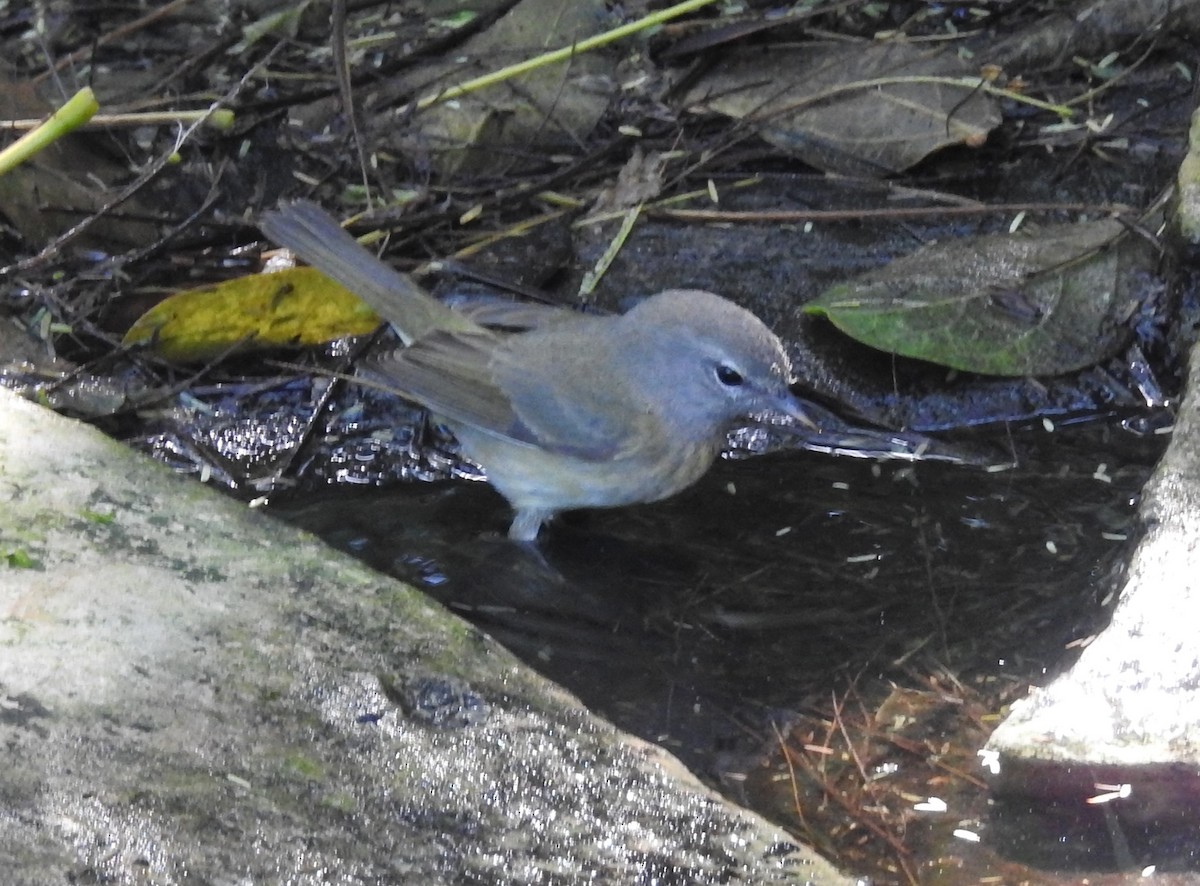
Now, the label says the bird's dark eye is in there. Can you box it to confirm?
[714,364,744,387]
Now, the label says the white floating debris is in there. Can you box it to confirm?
[1045,539,1058,554]
[1065,633,1098,650]
[1093,463,1113,483]
[1086,782,1132,804]
[977,748,1001,775]
[953,828,981,843]
[914,797,948,813]
[775,526,792,537]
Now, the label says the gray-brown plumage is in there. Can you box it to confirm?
[260,200,812,540]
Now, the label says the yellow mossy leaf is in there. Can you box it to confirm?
[123,266,382,363]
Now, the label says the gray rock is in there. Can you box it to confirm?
[986,340,1200,771]
[0,389,849,885]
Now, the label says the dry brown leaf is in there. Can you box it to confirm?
[683,40,1001,176]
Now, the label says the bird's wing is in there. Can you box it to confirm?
[363,327,644,461]
[486,325,651,461]
[362,330,520,439]
[452,299,578,331]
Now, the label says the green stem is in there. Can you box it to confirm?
[412,0,719,111]
[0,87,99,176]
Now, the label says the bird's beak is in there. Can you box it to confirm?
[770,389,821,432]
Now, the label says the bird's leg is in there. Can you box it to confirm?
[508,508,554,542]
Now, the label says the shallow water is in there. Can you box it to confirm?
[276,415,1176,882]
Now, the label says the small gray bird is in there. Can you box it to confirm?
[260,201,812,540]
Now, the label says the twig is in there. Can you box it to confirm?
[0,109,235,132]
[332,0,372,203]
[771,720,816,843]
[652,201,1134,224]
[734,75,1075,122]
[0,46,278,278]
[30,0,191,85]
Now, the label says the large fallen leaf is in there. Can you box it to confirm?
[384,0,614,178]
[123,267,381,363]
[985,0,1200,73]
[804,219,1151,377]
[682,40,1000,176]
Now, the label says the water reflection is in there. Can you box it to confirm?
[276,418,1174,882]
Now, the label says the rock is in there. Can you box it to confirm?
[0,389,849,885]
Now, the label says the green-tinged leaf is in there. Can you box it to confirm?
[230,0,312,53]
[805,219,1150,376]
[123,266,382,363]
[5,549,36,569]
[432,10,478,28]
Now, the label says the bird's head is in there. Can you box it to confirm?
[619,289,814,439]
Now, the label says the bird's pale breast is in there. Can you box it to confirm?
[453,423,719,514]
